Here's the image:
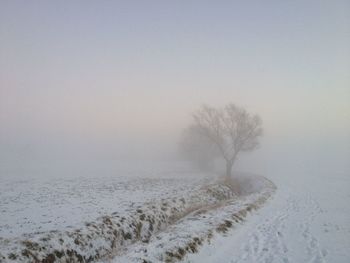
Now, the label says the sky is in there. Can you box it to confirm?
[0,1,349,177]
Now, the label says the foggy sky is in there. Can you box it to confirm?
[1,1,349,177]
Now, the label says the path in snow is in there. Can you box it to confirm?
[233,193,327,263]
[185,171,350,263]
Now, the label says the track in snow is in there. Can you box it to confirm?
[184,168,350,263]
[232,194,328,263]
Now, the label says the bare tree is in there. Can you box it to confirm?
[181,103,263,177]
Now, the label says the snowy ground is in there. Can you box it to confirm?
[0,172,211,238]
[111,174,275,263]
[185,170,350,263]
[0,164,241,262]
[0,163,349,263]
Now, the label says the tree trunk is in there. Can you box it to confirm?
[226,160,233,177]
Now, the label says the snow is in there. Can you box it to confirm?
[0,162,349,263]
[0,173,211,238]
[184,171,350,263]
[111,174,275,263]
[0,166,238,262]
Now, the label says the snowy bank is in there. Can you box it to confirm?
[0,177,236,262]
[0,174,275,263]
[112,174,276,263]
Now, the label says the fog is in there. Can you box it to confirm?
[1,1,349,179]
[1,3,350,263]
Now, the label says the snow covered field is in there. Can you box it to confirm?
[113,174,276,263]
[185,170,350,263]
[0,165,220,262]
[0,163,348,263]
[2,163,265,262]
[0,171,212,238]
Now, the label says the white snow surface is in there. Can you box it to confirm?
[0,172,212,238]
[0,162,349,263]
[0,165,239,262]
[184,171,350,263]
[110,174,275,263]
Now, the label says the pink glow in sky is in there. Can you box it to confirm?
[1,1,349,176]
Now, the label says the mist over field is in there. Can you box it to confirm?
[1,1,349,181]
[0,1,349,263]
